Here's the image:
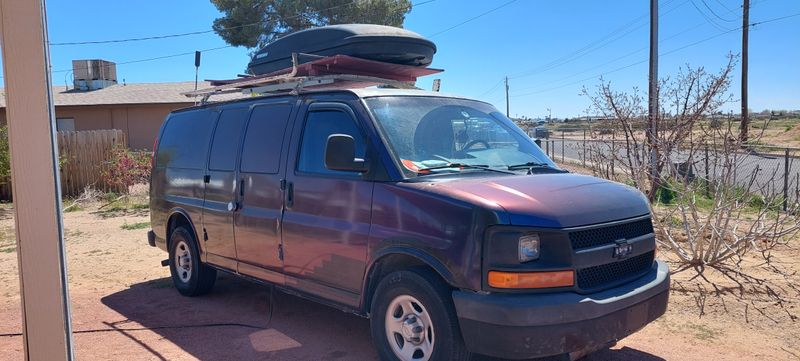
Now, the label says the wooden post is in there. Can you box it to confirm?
[0,1,74,360]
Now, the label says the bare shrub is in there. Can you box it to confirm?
[581,54,800,273]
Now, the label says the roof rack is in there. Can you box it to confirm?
[182,53,443,103]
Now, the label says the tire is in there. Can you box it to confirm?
[168,226,216,296]
[370,268,471,361]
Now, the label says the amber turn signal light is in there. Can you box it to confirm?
[488,270,575,289]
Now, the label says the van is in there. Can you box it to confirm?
[148,88,669,361]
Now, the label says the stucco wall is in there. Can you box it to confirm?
[0,102,193,150]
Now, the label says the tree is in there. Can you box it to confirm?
[211,0,413,49]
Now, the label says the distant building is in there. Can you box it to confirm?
[0,59,242,150]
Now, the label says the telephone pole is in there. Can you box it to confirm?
[505,76,510,117]
[647,0,659,198]
[739,0,750,143]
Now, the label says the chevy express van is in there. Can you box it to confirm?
[148,88,669,360]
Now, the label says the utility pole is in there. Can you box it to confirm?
[739,0,750,143]
[647,0,659,199]
[504,76,510,117]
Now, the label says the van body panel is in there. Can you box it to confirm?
[150,109,217,251]
[367,183,502,292]
[402,173,650,228]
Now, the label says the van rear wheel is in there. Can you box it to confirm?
[370,269,471,361]
[168,226,216,296]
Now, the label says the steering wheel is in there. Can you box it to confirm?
[462,139,491,151]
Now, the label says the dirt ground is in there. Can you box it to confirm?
[1,196,799,360]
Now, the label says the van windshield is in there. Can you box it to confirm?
[364,96,556,177]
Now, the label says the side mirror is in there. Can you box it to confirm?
[325,134,369,173]
[534,138,542,147]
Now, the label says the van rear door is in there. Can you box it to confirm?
[201,107,248,270]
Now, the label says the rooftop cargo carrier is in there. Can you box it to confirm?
[247,24,436,75]
[184,54,443,103]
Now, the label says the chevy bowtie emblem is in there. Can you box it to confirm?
[613,239,633,258]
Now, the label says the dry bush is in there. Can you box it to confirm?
[580,54,800,275]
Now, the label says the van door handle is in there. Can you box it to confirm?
[286,182,294,208]
[239,178,245,197]
[203,175,210,183]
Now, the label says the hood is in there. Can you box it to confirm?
[405,173,651,228]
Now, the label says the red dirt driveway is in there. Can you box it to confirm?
[0,273,669,361]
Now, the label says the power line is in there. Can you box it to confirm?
[510,12,800,98]
[510,20,708,94]
[508,0,688,80]
[50,29,218,46]
[482,0,682,95]
[49,0,436,46]
[477,78,504,97]
[700,0,738,22]
[50,45,233,74]
[690,0,733,31]
[428,0,518,38]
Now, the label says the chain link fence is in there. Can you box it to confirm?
[530,126,800,210]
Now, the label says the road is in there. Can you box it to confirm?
[543,138,800,203]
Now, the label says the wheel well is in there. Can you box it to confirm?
[363,253,450,315]
[167,212,195,249]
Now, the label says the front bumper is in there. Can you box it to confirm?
[452,259,669,360]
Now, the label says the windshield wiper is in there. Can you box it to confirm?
[418,163,513,175]
[507,162,568,173]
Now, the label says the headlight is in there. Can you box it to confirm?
[518,233,540,262]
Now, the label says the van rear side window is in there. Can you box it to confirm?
[240,104,293,174]
[209,108,248,171]
[156,110,216,169]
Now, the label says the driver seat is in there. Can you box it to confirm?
[414,107,459,160]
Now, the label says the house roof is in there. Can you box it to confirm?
[0,81,246,108]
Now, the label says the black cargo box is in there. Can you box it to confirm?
[246,24,436,75]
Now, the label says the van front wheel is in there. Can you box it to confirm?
[168,226,216,296]
[370,269,471,361]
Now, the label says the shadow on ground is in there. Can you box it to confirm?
[102,274,664,361]
[101,274,376,360]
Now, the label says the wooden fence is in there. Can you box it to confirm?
[0,129,128,200]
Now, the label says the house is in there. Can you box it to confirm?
[0,59,243,150]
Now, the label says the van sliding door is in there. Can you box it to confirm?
[234,101,295,284]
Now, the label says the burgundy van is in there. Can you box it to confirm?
[148,88,669,360]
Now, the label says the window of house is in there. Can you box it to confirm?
[56,118,75,132]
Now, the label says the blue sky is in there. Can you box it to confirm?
[3,0,798,118]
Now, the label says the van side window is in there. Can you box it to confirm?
[156,110,216,169]
[240,104,293,174]
[297,110,366,175]
[209,108,248,171]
